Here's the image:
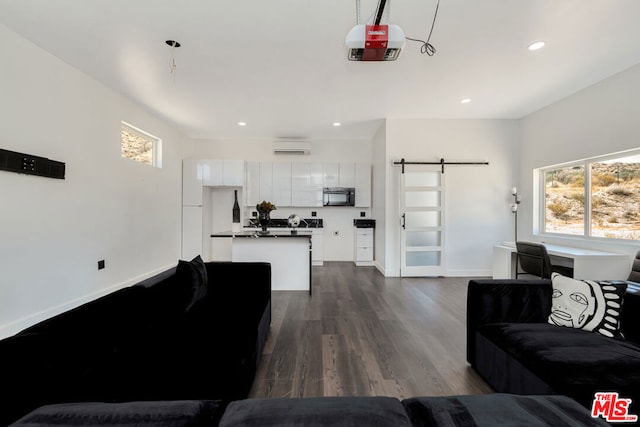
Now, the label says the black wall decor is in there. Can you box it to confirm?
[0,148,65,179]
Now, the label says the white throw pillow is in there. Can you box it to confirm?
[548,273,627,338]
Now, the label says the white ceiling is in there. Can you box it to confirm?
[2,0,640,141]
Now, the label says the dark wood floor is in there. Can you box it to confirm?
[249,262,494,399]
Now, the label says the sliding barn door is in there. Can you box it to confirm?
[400,166,444,277]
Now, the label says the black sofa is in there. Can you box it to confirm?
[467,278,640,414]
[0,258,272,426]
[11,394,609,426]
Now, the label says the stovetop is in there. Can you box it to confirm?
[354,219,376,228]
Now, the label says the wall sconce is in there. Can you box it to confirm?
[511,187,521,241]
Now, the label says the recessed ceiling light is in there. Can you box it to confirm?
[333,122,341,127]
[460,98,471,104]
[238,122,247,126]
[528,41,546,51]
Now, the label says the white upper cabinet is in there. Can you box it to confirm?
[223,160,245,186]
[355,162,372,207]
[290,162,323,207]
[291,162,311,207]
[242,160,370,208]
[310,162,324,207]
[183,159,203,206]
[323,162,339,187]
[245,161,260,207]
[202,159,223,186]
[259,162,273,203]
[272,162,292,207]
[324,162,356,188]
[339,162,356,187]
[202,159,244,187]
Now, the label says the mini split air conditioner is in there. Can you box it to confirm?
[273,141,311,155]
[345,24,406,61]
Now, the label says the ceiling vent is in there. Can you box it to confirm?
[273,141,311,155]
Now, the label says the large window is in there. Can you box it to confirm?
[121,121,162,168]
[540,150,640,240]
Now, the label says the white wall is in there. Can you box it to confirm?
[193,138,374,261]
[0,24,192,338]
[383,119,519,276]
[372,123,387,273]
[518,63,640,258]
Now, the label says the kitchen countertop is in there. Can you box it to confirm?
[245,218,323,228]
[212,230,312,238]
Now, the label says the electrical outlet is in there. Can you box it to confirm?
[333,230,339,236]
[360,211,366,217]
[311,211,317,217]
[98,260,105,270]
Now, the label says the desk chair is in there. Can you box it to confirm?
[628,250,640,282]
[515,241,574,279]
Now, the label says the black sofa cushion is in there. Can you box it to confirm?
[402,393,610,426]
[9,400,224,427]
[218,396,413,427]
[478,322,640,407]
[548,274,627,338]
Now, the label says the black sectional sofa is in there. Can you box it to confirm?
[467,278,640,414]
[11,393,609,426]
[3,262,617,426]
[1,258,272,426]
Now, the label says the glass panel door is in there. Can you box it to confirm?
[400,166,444,276]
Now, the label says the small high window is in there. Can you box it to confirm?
[120,122,162,168]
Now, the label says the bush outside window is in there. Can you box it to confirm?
[541,150,640,241]
[121,122,162,168]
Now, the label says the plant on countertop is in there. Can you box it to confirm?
[256,200,277,213]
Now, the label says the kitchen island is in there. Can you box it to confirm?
[211,230,312,294]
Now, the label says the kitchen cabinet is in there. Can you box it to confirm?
[310,162,324,207]
[245,161,260,207]
[354,228,374,266]
[182,160,203,206]
[339,162,356,187]
[202,159,244,187]
[182,206,203,259]
[323,162,339,188]
[223,160,244,186]
[355,162,372,207]
[259,162,273,203]
[272,162,292,207]
[311,229,324,266]
[291,162,323,207]
[244,161,370,208]
[291,162,311,206]
[323,162,356,188]
[202,159,222,186]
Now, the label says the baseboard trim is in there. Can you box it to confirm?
[374,261,398,277]
[0,263,175,340]
[445,269,493,277]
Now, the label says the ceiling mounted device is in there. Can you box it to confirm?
[165,40,181,75]
[345,0,405,61]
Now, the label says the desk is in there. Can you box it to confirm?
[493,242,630,280]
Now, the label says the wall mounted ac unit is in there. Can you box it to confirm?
[273,141,311,155]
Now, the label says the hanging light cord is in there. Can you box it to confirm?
[405,0,440,56]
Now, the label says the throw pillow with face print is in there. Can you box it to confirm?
[548,273,627,338]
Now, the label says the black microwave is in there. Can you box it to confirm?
[323,187,355,206]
